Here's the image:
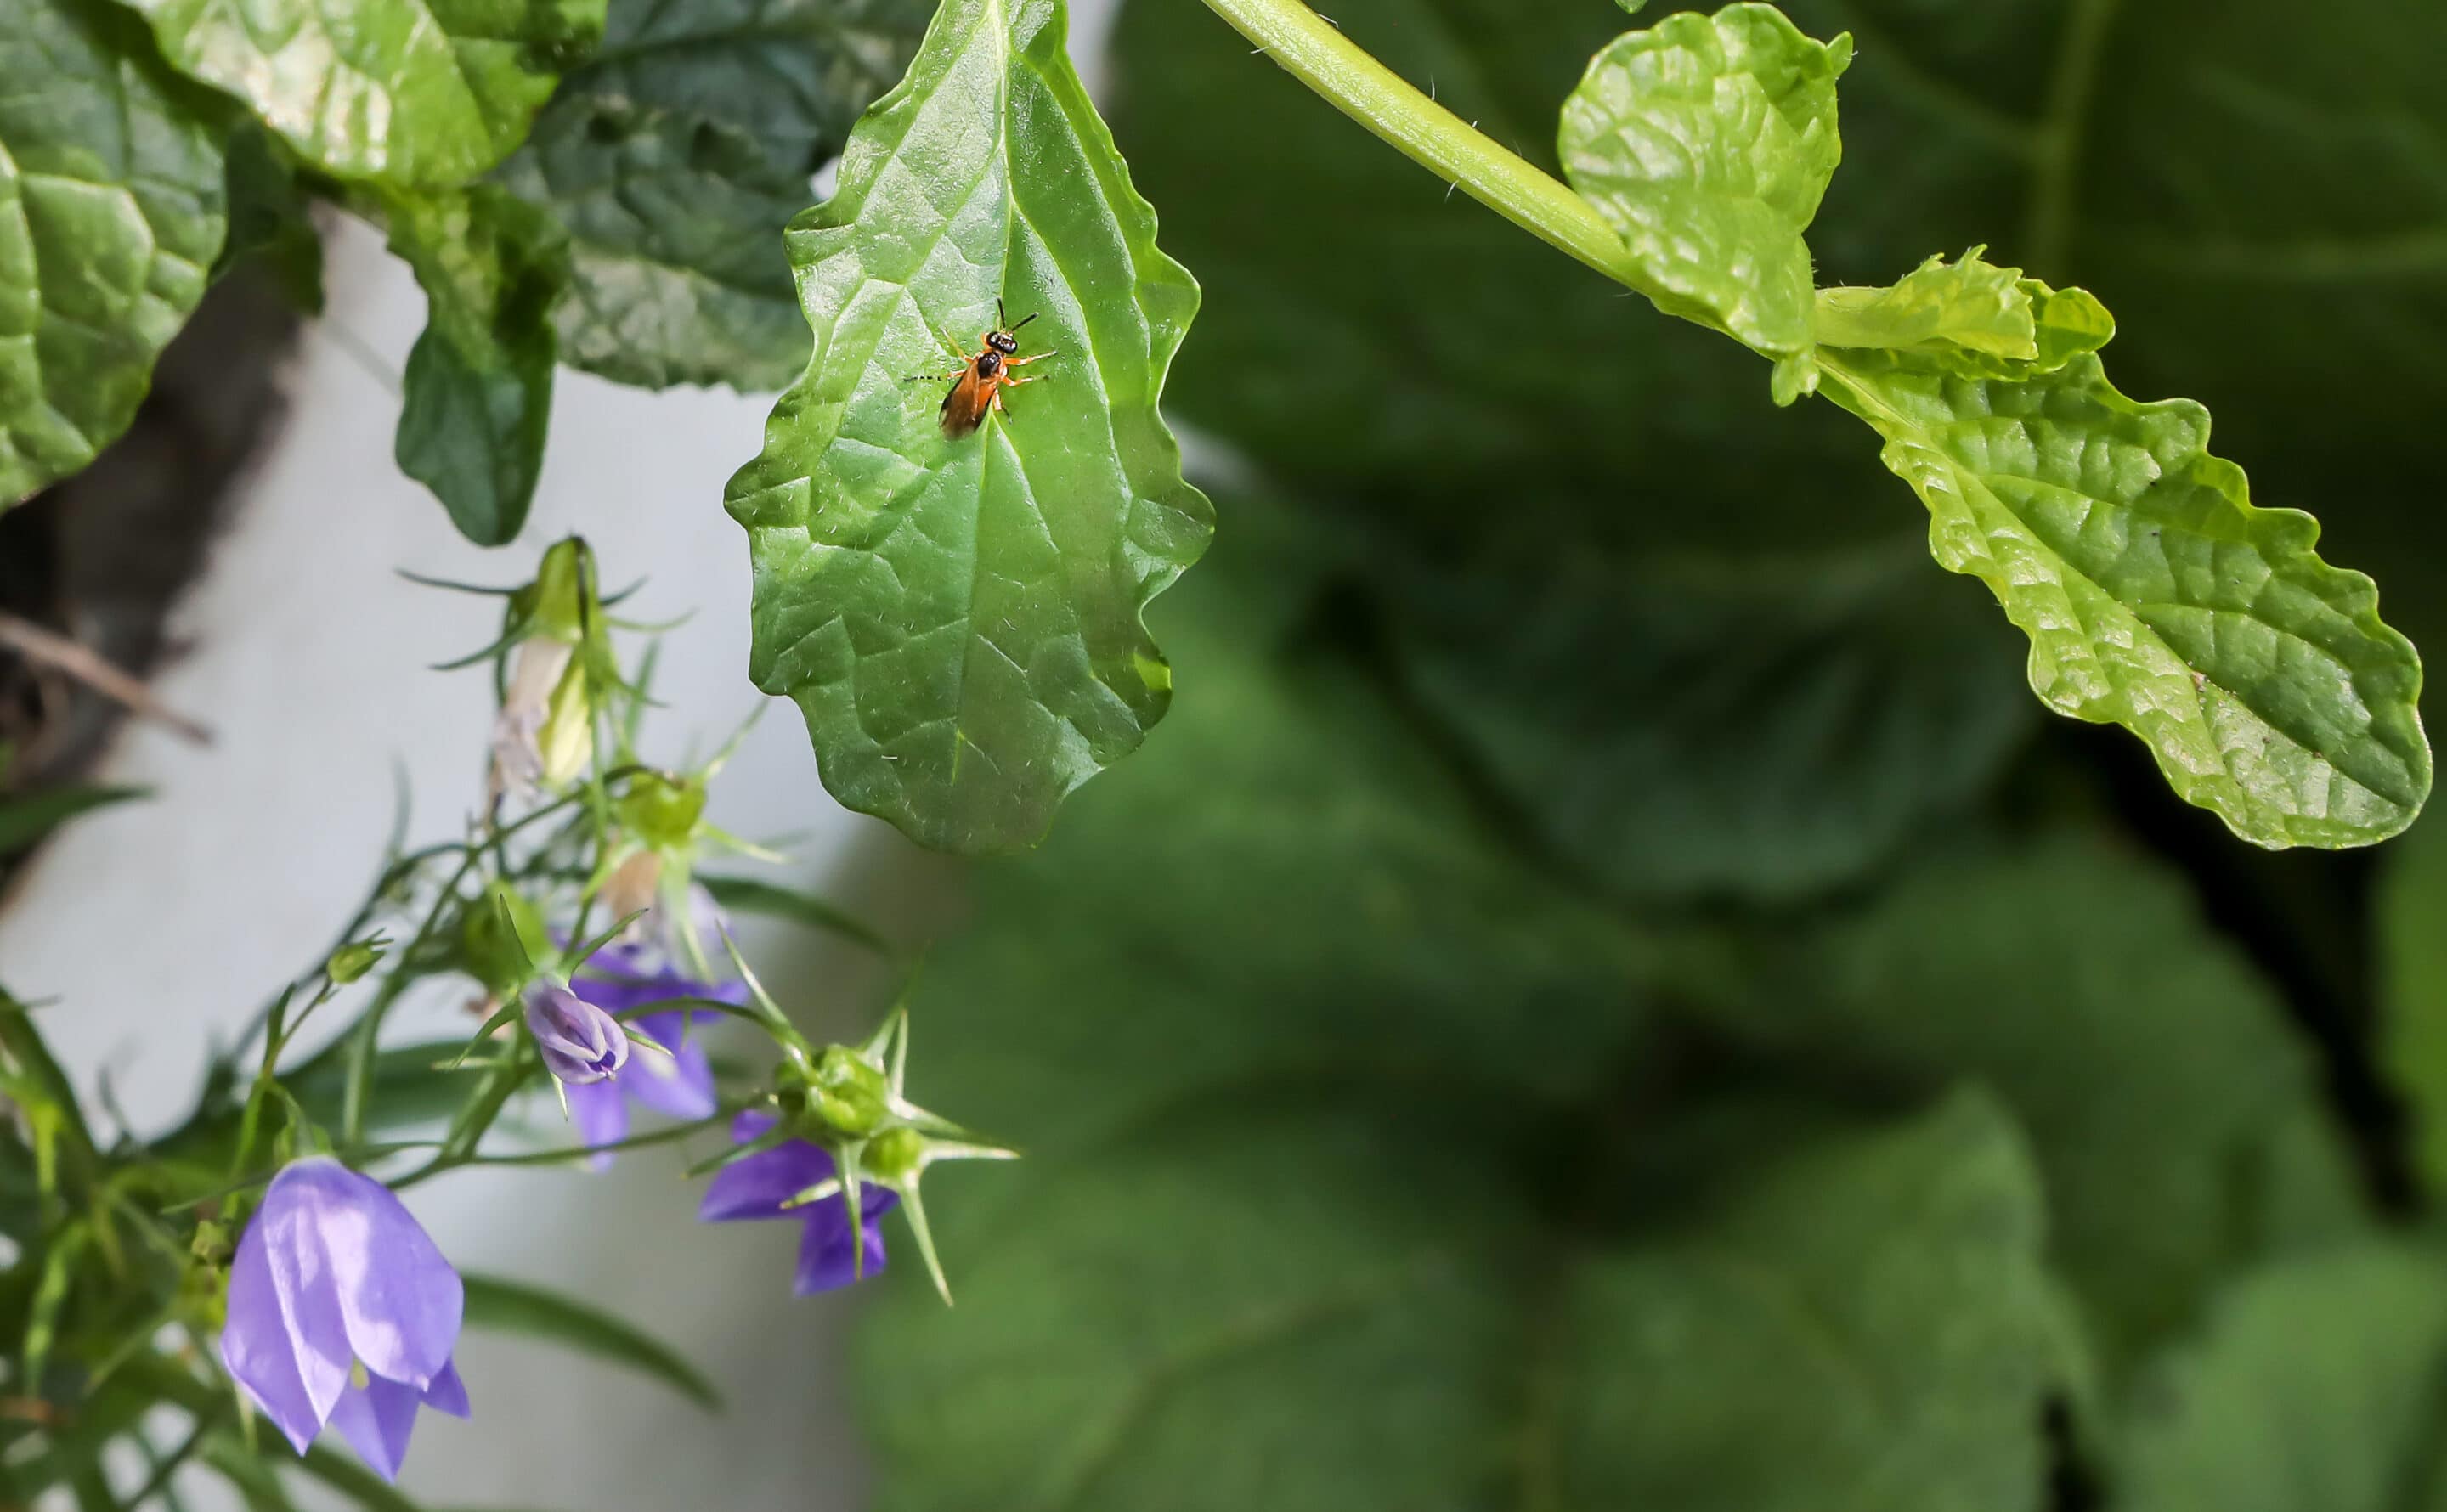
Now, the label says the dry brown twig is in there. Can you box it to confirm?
[0,612,213,747]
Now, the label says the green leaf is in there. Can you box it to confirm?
[1815,246,2112,375]
[460,1271,721,1409]
[2116,1243,2447,1512]
[127,0,605,186]
[0,0,226,508]
[215,125,325,313]
[562,0,926,177]
[1557,3,1852,358]
[871,506,1659,1155]
[863,1088,2075,1512]
[724,0,1211,855]
[1385,536,2034,902]
[385,184,567,545]
[698,872,895,958]
[495,0,929,391]
[1704,834,2357,1367]
[2380,813,2447,1196]
[0,783,146,855]
[1817,340,2431,848]
[497,99,813,392]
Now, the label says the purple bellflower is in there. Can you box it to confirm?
[562,933,744,1166]
[700,1112,895,1294]
[220,1159,468,1481]
[523,982,630,1086]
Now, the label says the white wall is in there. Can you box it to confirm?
[1,0,1120,1502]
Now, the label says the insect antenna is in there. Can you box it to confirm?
[1009,310,1040,333]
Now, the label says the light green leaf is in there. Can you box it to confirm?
[127,0,605,186]
[1706,834,2356,1366]
[1814,245,2112,373]
[496,0,928,391]
[460,1271,720,1409]
[864,1089,2074,1512]
[2116,1243,2447,1512]
[0,783,146,855]
[386,184,566,545]
[1558,3,1852,358]
[2379,814,2447,1196]
[1818,342,2431,848]
[723,0,1211,855]
[0,0,226,508]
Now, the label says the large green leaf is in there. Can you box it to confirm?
[127,0,604,186]
[864,1088,2074,1512]
[724,0,1210,855]
[0,0,226,508]
[1386,536,2033,901]
[879,505,1657,1156]
[1704,834,2357,1366]
[2379,813,2447,1196]
[2115,1243,2447,1512]
[495,0,928,391]
[1557,3,1851,360]
[386,184,567,545]
[1818,340,2430,848]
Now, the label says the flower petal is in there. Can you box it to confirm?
[698,1139,837,1223]
[221,1180,350,1453]
[794,1190,896,1295]
[620,1015,717,1120]
[328,1371,422,1482]
[422,1357,472,1419]
[567,1079,628,1171]
[275,1159,463,1390]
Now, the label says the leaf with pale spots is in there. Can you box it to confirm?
[0,0,226,509]
[723,0,1210,855]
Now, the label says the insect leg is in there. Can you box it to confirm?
[1003,350,1056,367]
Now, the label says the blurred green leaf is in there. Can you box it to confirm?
[2116,1243,2447,1512]
[216,126,325,313]
[1819,341,2431,848]
[724,0,1210,854]
[1387,536,2032,901]
[0,783,146,855]
[698,872,894,958]
[126,0,604,186]
[1704,834,2359,1367]
[869,509,1658,1157]
[495,0,929,391]
[2380,814,2447,1196]
[865,1087,2073,1512]
[0,0,226,508]
[385,184,568,545]
[1558,3,1851,360]
[461,1272,720,1409]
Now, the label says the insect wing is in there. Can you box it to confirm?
[939,364,991,438]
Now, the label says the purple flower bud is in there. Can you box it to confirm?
[523,983,630,1086]
[218,1158,469,1481]
[699,1113,895,1295]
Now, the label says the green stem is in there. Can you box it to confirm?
[1195,0,1641,291]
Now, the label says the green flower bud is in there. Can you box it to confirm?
[511,537,591,646]
[534,652,596,787]
[460,885,549,997]
[616,770,707,852]
[325,936,387,984]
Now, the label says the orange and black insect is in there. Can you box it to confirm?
[908,300,1054,438]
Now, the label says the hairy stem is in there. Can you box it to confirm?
[1196,0,1642,291]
